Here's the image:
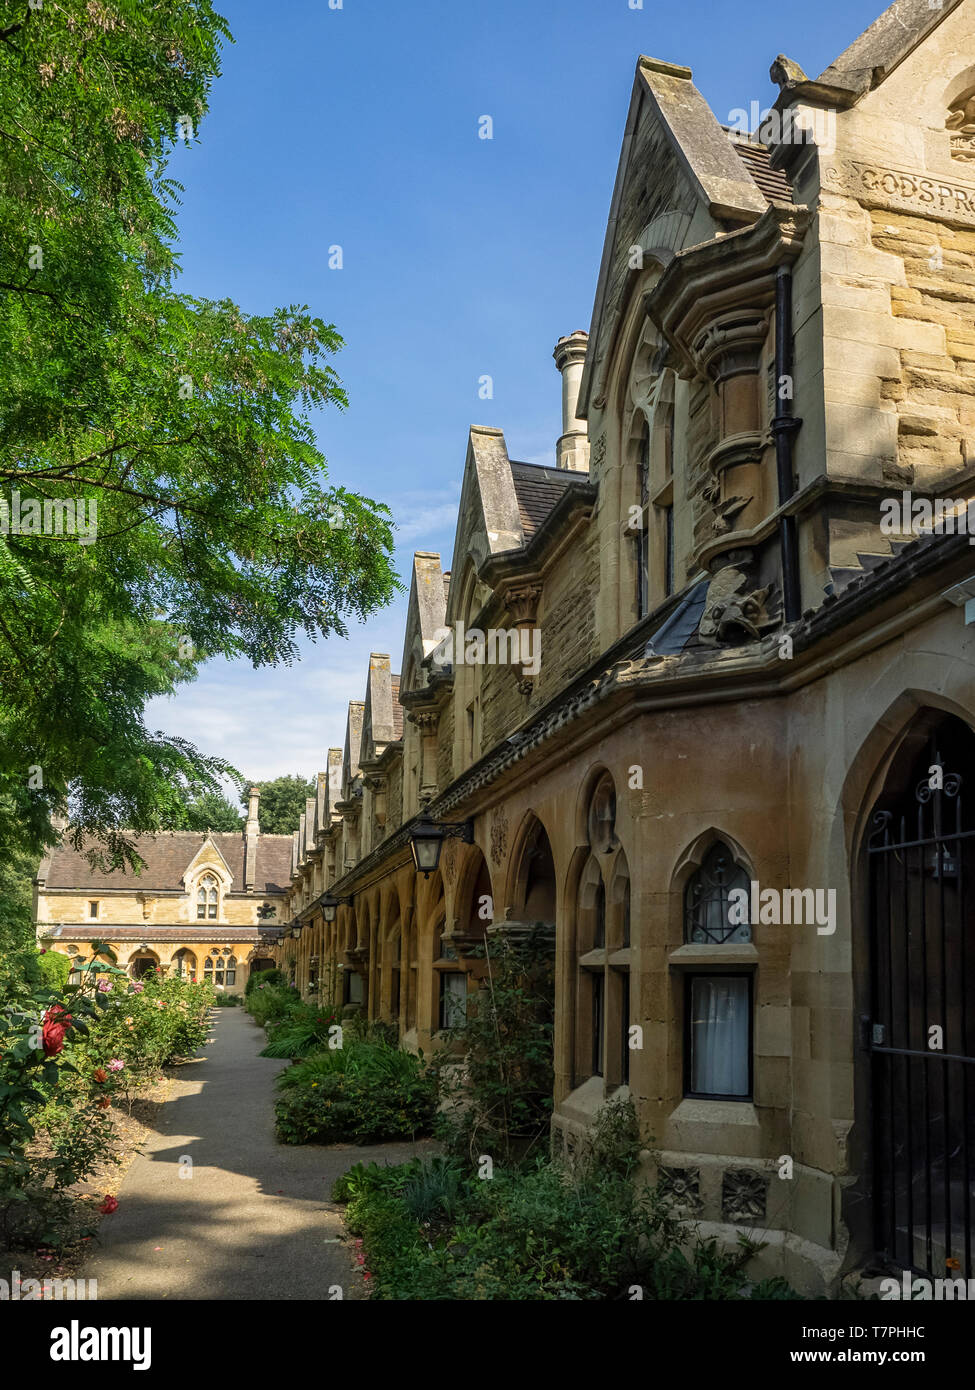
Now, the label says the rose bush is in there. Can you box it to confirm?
[0,942,213,1248]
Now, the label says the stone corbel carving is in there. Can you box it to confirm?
[699,560,779,646]
[505,582,542,694]
[411,710,439,805]
[701,480,753,537]
[505,581,542,626]
[363,772,387,828]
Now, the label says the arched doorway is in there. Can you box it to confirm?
[864,711,975,1277]
[128,950,160,980]
[173,948,197,981]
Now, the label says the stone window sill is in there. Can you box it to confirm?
[668,943,758,969]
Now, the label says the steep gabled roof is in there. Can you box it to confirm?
[343,701,364,797]
[401,552,449,698]
[360,653,399,761]
[578,56,768,418]
[42,832,293,895]
[815,0,965,99]
[325,747,344,820]
[726,134,793,203]
[509,461,584,540]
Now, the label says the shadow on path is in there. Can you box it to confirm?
[84,1008,435,1300]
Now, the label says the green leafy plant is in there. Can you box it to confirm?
[0,942,215,1248]
[0,0,399,876]
[273,1043,436,1146]
[259,1002,342,1059]
[433,927,555,1168]
[245,967,284,998]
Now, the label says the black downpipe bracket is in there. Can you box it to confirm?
[772,265,803,624]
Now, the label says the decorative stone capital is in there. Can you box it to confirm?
[409,709,439,731]
[505,582,542,626]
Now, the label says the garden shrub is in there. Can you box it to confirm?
[335,1094,800,1301]
[259,1000,342,1058]
[0,942,213,1249]
[273,1042,436,1145]
[340,1152,798,1301]
[245,967,283,997]
[246,982,301,1029]
[32,949,71,993]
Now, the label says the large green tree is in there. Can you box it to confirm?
[181,788,242,833]
[250,775,315,836]
[0,1,398,871]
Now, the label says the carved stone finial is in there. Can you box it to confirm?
[769,54,807,90]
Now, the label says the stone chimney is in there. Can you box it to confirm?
[244,784,260,892]
[553,330,590,471]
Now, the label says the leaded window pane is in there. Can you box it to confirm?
[684,844,751,944]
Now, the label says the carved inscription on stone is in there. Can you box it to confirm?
[824,159,975,226]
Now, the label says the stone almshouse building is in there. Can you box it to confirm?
[34,788,289,995]
[291,0,975,1292]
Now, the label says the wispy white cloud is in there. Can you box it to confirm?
[388,481,461,546]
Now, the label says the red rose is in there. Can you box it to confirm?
[97,1097,111,1110]
[92,1068,108,1083]
[41,1005,72,1057]
[99,1195,118,1215]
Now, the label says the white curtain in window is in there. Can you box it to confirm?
[690,976,749,1096]
[442,971,467,1027]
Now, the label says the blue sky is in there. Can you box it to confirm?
[146,0,884,794]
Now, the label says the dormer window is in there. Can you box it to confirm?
[197,873,219,920]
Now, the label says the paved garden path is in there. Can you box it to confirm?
[84,1007,431,1300]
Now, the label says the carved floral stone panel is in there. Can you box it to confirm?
[722,1167,768,1223]
[658,1165,703,1215]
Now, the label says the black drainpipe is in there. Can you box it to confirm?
[772,264,803,624]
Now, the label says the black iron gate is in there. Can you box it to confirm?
[867,729,975,1278]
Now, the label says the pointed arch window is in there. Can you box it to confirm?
[576,775,630,1091]
[204,954,226,985]
[633,375,677,618]
[197,874,219,920]
[636,420,651,618]
[684,843,751,944]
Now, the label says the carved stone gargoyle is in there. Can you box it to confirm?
[769,54,807,90]
[699,563,778,645]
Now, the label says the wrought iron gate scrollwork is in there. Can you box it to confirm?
[867,729,975,1279]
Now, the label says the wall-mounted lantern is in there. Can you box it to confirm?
[321,893,353,924]
[409,816,474,877]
